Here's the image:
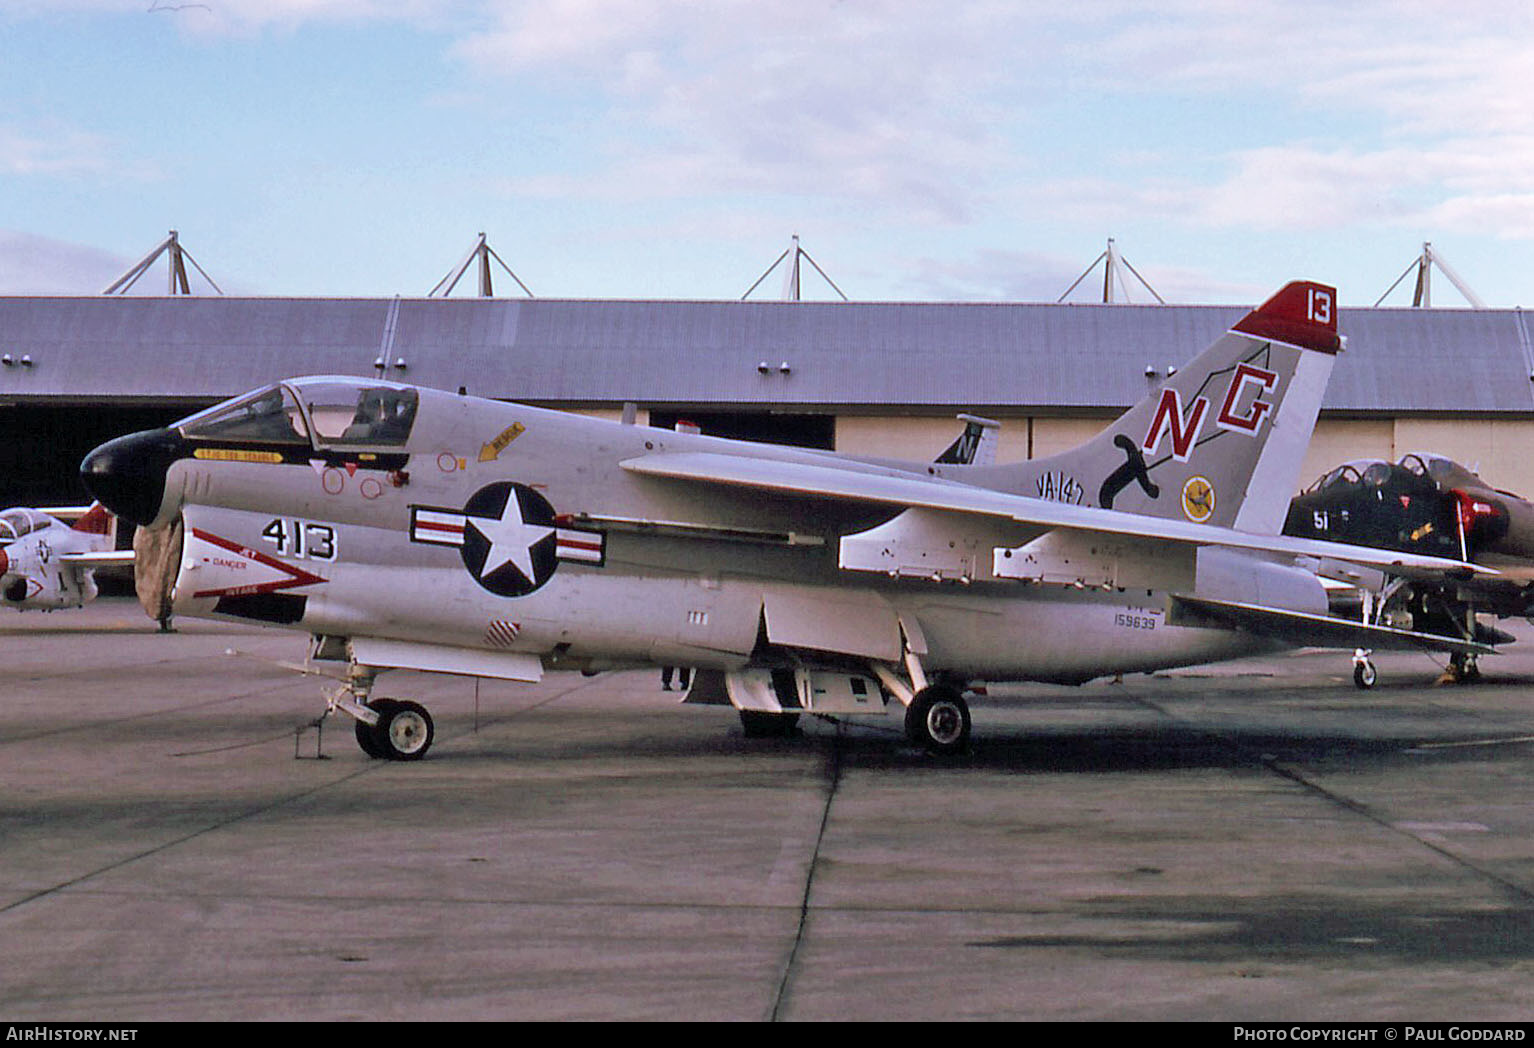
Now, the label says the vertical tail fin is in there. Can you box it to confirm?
[972,281,1340,534]
[934,414,1001,466]
[71,502,118,549]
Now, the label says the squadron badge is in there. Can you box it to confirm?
[1181,475,1215,523]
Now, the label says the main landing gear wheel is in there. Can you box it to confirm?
[354,699,396,758]
[1356,650,1380,693]
[905,685,971,755]
[1449,652,1482,684]
[359,698,435,761]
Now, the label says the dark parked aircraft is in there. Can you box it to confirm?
[1285,453,1532,683]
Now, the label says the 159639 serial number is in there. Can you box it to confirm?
[1114,611,1158,630]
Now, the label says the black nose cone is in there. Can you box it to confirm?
[81,428,188,527]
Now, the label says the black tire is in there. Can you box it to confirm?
[1353,661,1377,689]
[905,685,971,755]
[354,698,398,759]
[1450,652,1481,684]
[739,710,799,738]
[375,699,434,761]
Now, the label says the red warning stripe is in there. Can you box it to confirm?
[188,528,328,599]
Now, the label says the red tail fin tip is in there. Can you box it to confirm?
[1231,281,1341,354]
[72,503,114,535]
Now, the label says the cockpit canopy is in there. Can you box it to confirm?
[0,508,54,545]
[1302,453,1489,495]
[1303,459,1394,494]
[1398,452,1485,490]
[175,378,419,450]
[1300,452,1527,501]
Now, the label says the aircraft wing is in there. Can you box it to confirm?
[620,451,1496,580]
[1169,595,1496,657]
[60,550,136,569]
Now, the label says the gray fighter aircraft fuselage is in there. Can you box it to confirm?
[81,282,1493,758]
[149,398,1269,681]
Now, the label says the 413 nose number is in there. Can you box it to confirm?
[260,518,338,561]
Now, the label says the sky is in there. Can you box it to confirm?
[2,0,1532,306]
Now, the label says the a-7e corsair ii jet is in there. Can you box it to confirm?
[81,282,1492,760]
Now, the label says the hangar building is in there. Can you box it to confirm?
[1,294,1531,506]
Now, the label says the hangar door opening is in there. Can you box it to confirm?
[0,404,193,507]
[647,410,834,450]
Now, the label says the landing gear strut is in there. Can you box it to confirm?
[872,639,972,756]
[1448,651,1482,684]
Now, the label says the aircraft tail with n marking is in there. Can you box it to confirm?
[972,281,1341,534]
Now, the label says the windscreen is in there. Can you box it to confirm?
[177,385,310,445]
[0,509,48,544]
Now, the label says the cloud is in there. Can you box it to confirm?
[1017,134,1534,243]
[8,0,1532,300]
[455,2,1030,224]
[1194,148,1428,231]
[29,3,1530,240]
[0,231,131,294]
[1420,194,1534,240]
[449,2,1534,244]
[1044,2,1534,239]
[901,247,1264,305]
[1192,136,1534,237]
[0,121,120,177]
[3,0,465,36]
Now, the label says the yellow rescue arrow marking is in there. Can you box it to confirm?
[479,422,526,462]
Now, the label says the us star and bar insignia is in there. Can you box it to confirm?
[409,481,604,597]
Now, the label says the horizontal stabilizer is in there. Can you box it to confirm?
[1169,595,1496,656]
[60,550,135,569]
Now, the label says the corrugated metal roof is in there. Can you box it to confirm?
[0,295,1529,413]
